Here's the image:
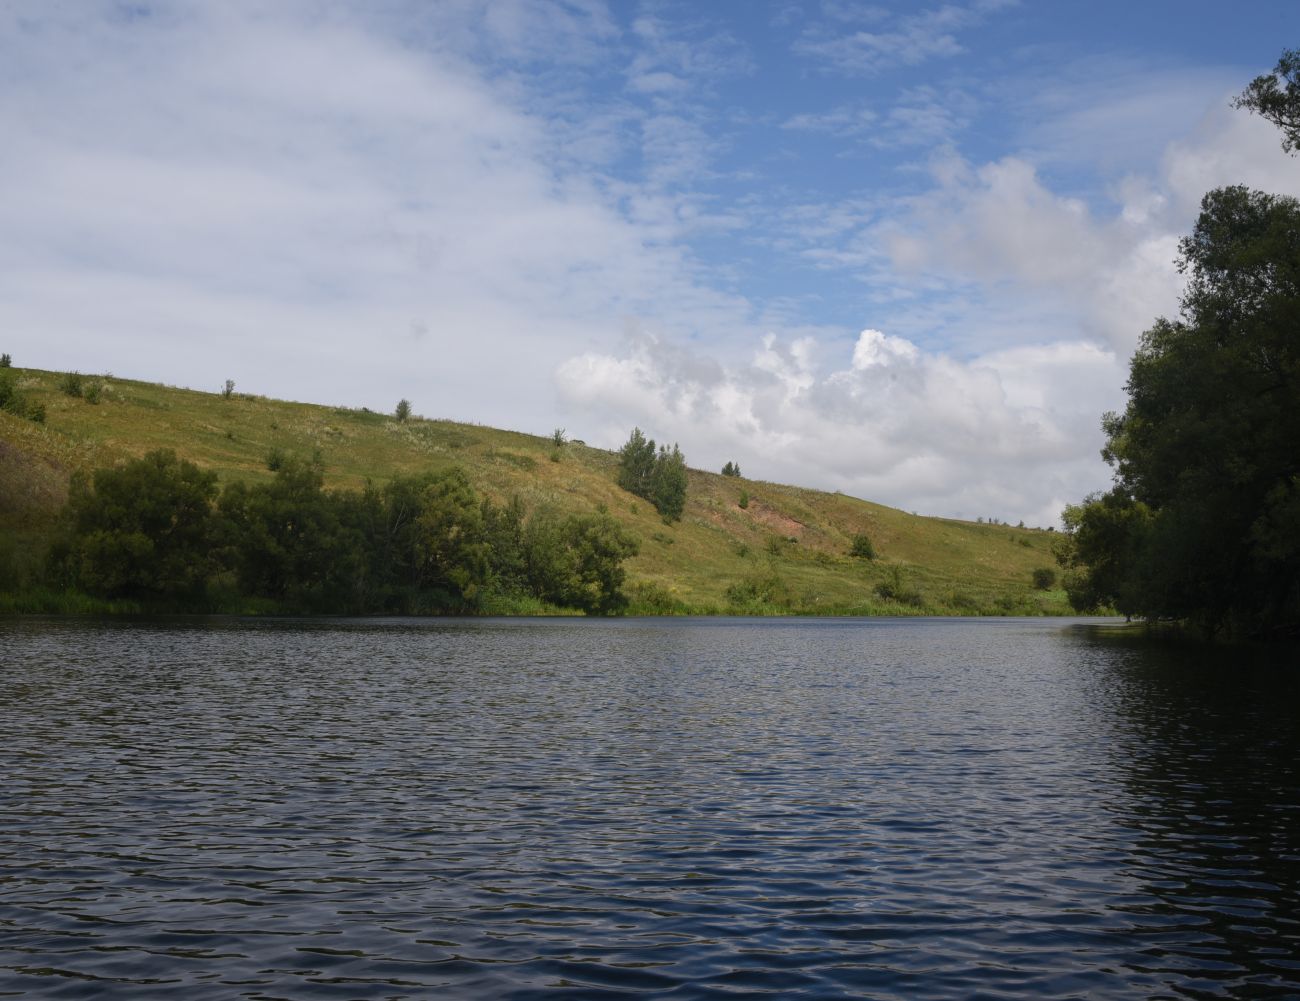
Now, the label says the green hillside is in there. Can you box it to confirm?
[0,366,1073,615]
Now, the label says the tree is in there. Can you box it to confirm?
[652,443,687,521]
[222,379,235,399]
[524,509,639,613]
[1235,48,1300,154]
[721,461,741,477]
[395,399,412,422]
[53,450,218,600]
[1060,186,1300,636]
[617,427,657,499]
[217,455,362,609]
[616,428,688,521]
[0,354,10,368]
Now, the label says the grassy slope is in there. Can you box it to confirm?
[0,367,1074,614]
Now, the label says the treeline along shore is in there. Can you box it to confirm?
[0,363,1069,617]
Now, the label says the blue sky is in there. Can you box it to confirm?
[3,1,1298,524]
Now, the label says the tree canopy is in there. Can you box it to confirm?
[1058,186,1300,637]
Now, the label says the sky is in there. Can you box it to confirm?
[3,1,1299,526]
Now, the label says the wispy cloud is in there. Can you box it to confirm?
[793,0,1016,75]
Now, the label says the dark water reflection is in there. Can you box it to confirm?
[1,616,1297,999]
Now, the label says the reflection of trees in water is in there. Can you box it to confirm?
[1080,628,1300,997]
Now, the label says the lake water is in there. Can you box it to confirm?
[1,616,1298,999]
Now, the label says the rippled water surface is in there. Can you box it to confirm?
[2,616,1299,999]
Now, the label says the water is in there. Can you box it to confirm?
[1,616,1298,1000]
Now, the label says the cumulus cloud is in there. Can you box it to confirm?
[556,327,1125,527]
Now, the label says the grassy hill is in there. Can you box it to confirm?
[0,365,1073,615]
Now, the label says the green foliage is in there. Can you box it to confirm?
[59,371,84,398]
[0,354,10,368]
[51,450,219,600]
[721,461,741,477]
[1062,183,1300,636]
[1235,48,1300,154]
[395,398,412,422]
[217,455,358,610]
[36,439,641,615]
[875,565,924,607]
[222,379,236,399]
[616,428,688,521]
[83,381,101,405]
[849,532,876,560]
[617,427,656,497]
[523,508,639,613]
[726,568,792,609]
[652,443,687,521]
[551,427,566,446]
[1031,567,1056,591]
[0,371,44,424]
[738,489,749,509]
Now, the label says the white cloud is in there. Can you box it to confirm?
[556,327,1124,527]
[0,0,758,427]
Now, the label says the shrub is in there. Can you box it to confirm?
[738,490,749,509]
[265,447,286,471]
[1032,567,1057,590]
[222,379,236,399]
[551,427,566,446]
[0,353,10,368]
[876,565,924,607]
[59,371,84,398]
[395,399,412,422]
[0,372,43,424]
[849,533,876,559]
[721,461,741,477]
[83,381,101,405]
[726,569,792,608]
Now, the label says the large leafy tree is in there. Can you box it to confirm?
[218,455,363,609]
[1061,186,1300,637]
[54,449,218,599]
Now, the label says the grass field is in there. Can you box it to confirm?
[0,366,1075,615]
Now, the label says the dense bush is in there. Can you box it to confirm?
[395,399,412,422]
[0,371,45,423]
[59,371,84,398]
[1031,567,1056,591]
[849,533,876,559]
[47,451,640,615]
[50,450,218,600]
[721,461,741,477]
